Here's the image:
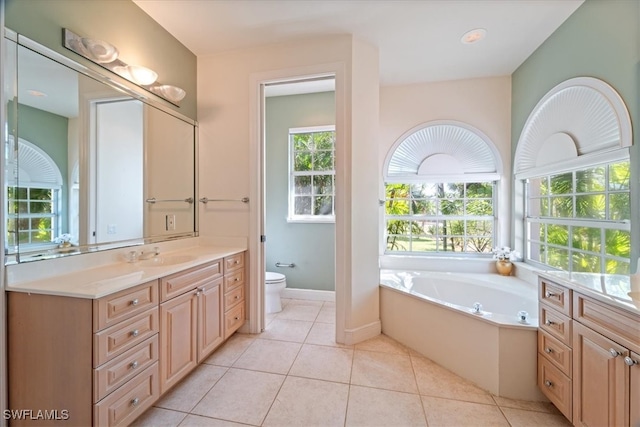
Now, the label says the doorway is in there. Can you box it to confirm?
[262,78,336,325]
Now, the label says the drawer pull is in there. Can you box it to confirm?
[545,291,557,298]
[131,329,139,337]
[544,380,553,388]
[609,348,621,358]
[235,260,239,265]
[545,320,555,326]
[234,277,239,282]
[131,397,140,407]
[131,298,139,306]
[234,316,240,320]
[130,360,139,369]
[544,347,554,354]
[624,356,638,366]
[234,295,239,300]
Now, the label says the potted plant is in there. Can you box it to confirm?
[492,246,518,276]
[53,233,73,249]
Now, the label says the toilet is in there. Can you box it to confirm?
[265,272,287,314]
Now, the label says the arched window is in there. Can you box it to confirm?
[5,137,63,248]
[514,77,632,274]
[383,121,502,255]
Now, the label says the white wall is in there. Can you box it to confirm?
[379,76,513,254]
[197,35,381,343]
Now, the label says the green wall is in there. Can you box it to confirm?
[512,0,640,265]
[6,0,197,119]
[265,92,336,291]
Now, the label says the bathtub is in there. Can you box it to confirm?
[380,269,545,401]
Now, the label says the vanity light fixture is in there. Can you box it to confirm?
[461,28,487,44]
[63,28,186,106]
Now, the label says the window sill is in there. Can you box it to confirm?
[287,216,335,224]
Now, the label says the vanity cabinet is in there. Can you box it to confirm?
[537,277,640,426]
[8,280,160,427]
[223,252,246,339]
[159,260,224,393]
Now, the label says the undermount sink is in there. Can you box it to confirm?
[138,255,196,267]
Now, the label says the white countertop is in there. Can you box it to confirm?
[538,270,639,316]
[5,245,245,299]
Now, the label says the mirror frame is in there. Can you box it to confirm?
[4,29,199,264]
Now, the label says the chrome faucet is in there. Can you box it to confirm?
[139,246,160,260]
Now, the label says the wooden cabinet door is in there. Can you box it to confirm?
[631,351,640,427]
[573,322,629,427]
[197,277,224,361]
[160,289,198,394]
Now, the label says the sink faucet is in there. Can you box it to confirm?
[139,246,160,260]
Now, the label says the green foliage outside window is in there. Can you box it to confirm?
[6,186,57,246]
[385,182,494,253]
[527,161,630,274]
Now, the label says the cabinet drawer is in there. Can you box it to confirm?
[538,330,572,377]
[224,270,245,293]
[224,302,245,339]
[224,284,244,310]
[574,292,640,354]
[539,305,572,346]
[538,356,572,422]
[94,335,158,403]
[93,280,158,332]
[94,308,159,367]
[94,362,159,427]
[539,279,571,317]
[224,252,245,273]
[160,260,223,302]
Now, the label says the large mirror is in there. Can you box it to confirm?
[4,32,197,263]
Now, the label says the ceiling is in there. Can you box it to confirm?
[133,0,583,86]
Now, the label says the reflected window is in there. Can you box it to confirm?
[288,125,335,222]
[5,137,63,249]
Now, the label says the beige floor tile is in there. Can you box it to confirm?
[191,368,284,425]
[315,306,336,323]
[260,318,313,343]
[232,339,301,374]
[412,355,494,404]
[492,395,559,414]
[351,350,418,393]
[501,407,572,427]
[202,333,255,367]
[322,301,336,308]
[178,414,248,426]
[131,407,186,427]
[155,364,228,412]
[266,312,278,326]
[422,396,510,427]
[304,322,352,348]
[354,334,410,355]
[275,303,321,322]
[289,344,353,383]
[262,376,349,426]
[345,385,427,426]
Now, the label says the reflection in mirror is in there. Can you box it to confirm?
[4,34,197,263]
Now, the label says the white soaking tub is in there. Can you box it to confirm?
[380,270,545,401]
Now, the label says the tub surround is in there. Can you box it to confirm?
[380,270,543,401]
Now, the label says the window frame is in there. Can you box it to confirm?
[6,185,61,249]
[523,159,631,274]
[287,125,336,223]
[384,181,497,256]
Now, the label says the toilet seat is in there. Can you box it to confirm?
[265,272,286,284]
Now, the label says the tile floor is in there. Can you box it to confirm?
[132,299,571,427]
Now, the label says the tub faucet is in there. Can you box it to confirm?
[518,310,529,324]
[472,302,483,314]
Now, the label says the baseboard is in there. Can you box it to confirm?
[281,288,335,302]
[343,319,381,345]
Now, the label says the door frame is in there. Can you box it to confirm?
[248,62,346,336]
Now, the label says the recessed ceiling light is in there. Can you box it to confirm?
[27,89,47,97]
[461,28,487,45]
